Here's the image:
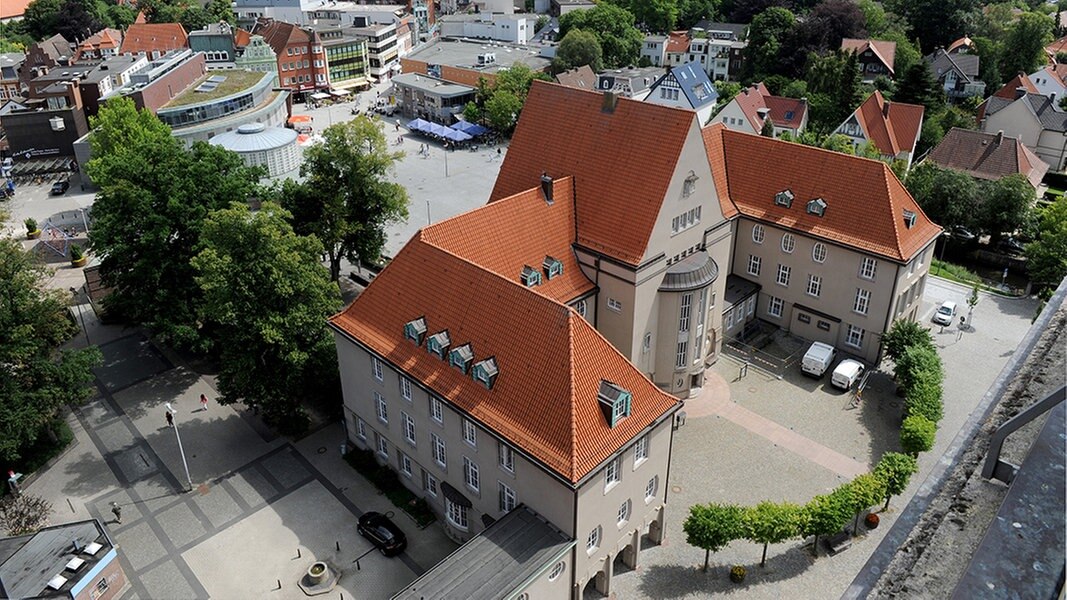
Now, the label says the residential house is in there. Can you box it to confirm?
[841,38,896,83]
[643,62,718,123]
[835,90,924,169]
[924,127,1048,191]
[1027,64,1067,101]
[74,28,123,62]
[594,66,664,99]
[251,18,329,98]
[925,48,985,100]
[713,82,808,137]
[976,73,1039,121]
[188,22,238,69]
[980,91,1067,172]
[233,34,279,87]
[119,22,189,59]
[555,65,597,91]
[17,34,74,91]
[1046,34,1067,63]
[0,53,24,101]
[658,23,746,81]
[947,36,975,55]
[550,0,595,16]
[640,35,668,67]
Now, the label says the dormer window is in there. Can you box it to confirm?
[682,171,698,198]
[543,256,563,279]
[427,330,450,359]
[472,357,498,390]
[807,198,827,217]
[521,265,542,287]
[597,380,632,428]
[903,209,917,229]
[404,317,427,345]
[774,190,794,208]
[449,343,474,373]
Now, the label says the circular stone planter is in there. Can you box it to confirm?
[71,256,88,267]
[307,562,328,585]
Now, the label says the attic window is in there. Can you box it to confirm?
[543,256,563,279]
[449,343,474,373]
[807,198,827,217]
[427,330,451,359]
[472,357,498,390]
[774,190,794,208]
[597,380,632,428]
[682,171,698,198]
[903,209,917,229]
[404,317,427,345]
[521,265,542,287]
[785,111,795,120]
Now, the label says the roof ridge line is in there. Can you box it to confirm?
[566,312,580,483]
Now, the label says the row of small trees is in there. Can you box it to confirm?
[883,320,945,456]
[683,452,918,572]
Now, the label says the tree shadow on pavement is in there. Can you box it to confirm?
[635,543,814,598]
[111,367,202,420]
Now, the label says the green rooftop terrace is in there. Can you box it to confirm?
[163,70,268,108]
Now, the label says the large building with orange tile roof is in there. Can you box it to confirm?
[713,82,809,137]
[119,22,188,58]
[331,80,941,598]
[835,90,925,169]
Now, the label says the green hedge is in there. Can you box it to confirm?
[344,448,436,527]
[900,415,937,455]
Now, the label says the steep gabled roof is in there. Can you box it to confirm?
[727,83,806,131]
[648,62,718,111]
[992,73,1039,100]
[420,177,594,304]
[329,233,680,485]
[700,123,737,218]
[35,34,73,62]
[947,36,975,54]
[851,90,924,156]
[1046,35,1067,61]
[926,48,979,81]
[491,81,696,266]
[666,30,690,54]
[554,65,596,90]
[715,127,941,262]
[841,38,896,75]
[0,0,32,20]
[234,28,252,48]
[251,20,310,55]
[119,23,188,55]
[926,128,1049,189]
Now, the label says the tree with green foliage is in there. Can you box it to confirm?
[966,283,980,326]
[54,0,103,42]
[905,162,979,230]
[802,489,852,556]
[485,90,524,133]
[980,174,1036,242]
[894,343,943,393]
[552,29,603,74]
[678,0,721,29]
[279,116,408,282]
[874,452,919,510]
[744,7,797,81]
[900,414,937,455]
[743,501,804,567]
[22,0,63,40]
[193,202,341,433]
[760,118,775,137]
[713,80,742,107]
[0,21,35,51]
[683,503,745,572]
[904,368,944,423]
[1000,12,1054,82]
[87,98,263,350]
[558,3,643,69]
[882,0,981,54]
[605,0,678,33]
[0,239,102,463]
[972,36,1004,92]
[882,319,934,363]
[842,473,887,536]
[1025,200,1067,292]
[894,62,942,112]
[0,494,53,536]
[805,50,863,130]
[797,0,868,54]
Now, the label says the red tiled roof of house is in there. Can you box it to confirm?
[979,73,1040,121]
[76,28,123,60]
[925,127,1049,189]
[841,38,896,75]
[700,123,737,218]
[1047,35,1067,61]
[234,28,252,48]
[119,22,188,55]
[947,36,974,54]
[329,232,680,484]
[420,177,595,304]
[716,127,941,262]
[0,0,33,20]
[666,30,690,54]
[853,90,924,156]
[491,80,697,266]
[1043,64,1067,87]
[252,20,310,56]
[763,95,806,129]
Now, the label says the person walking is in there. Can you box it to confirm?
[165,411,174,428]
[110,502,122,523]
[200,393,209,411]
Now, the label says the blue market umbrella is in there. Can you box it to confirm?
[452,121,488,136]
[442,128,473,142]
[406,118,431,132]
[426,122,453,137]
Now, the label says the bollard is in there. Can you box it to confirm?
[336,541,340,552]
[276,579,281,590]
[297,548,302,559]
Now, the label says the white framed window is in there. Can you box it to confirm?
[576,299,587,317]
[463,457,480,492]
[617,499,632,525]
[430,397,443,424]
[747,297,755,316]
[807,274,822,297]
[642,333,652,353]
[432,433,446,468]
[846,324,865,348]
[781,233,795,253]
[812,242,827,263]
[498,481,516,513]
[676,341,688,369]
[776,264,791,287]
[752,224,765,244]
[355,416,366,440]
[679,292,692,332]
[372,357,383,381]
[645,475,659,501]
[424,471,438,497]
[498,442,514,473]
[400,377,411,401]
[747,254,761,276]
[375,392,388,424]
[853,288,871,315]
[463,419,477,447]
[633,435,649,466]
[726,310,734,330]
[586,526,602,553]
[768,296,784,318]
[605,458,620,490]
[697,288,707,335]
[375,433,388,459]
[860,257,877,280]
[548,561,565,582]
[607,298,622,312]
[402,412,416,445]
[446,498,468,530]
[398,452,412,476]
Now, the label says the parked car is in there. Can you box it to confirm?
[950,226,976,242]
[996,237,1025,254]
[50,180,70,195]
[357,511,407,556]
[831,359,865,390]
[932,301,957,326]
[801,342,837,378]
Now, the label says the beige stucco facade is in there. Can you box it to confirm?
[980,100,1067,171]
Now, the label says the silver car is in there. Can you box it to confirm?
[932,301,957,326]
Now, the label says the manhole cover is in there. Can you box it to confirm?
[671,485,682,493]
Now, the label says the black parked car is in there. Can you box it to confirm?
[950,225,977,242]
[51,180,70,195]
[357,511,407,556]
[997,237,1025,254]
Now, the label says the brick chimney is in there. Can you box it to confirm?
[602,90,617,113]
[995,130,1004,146]
[882,100,890,118]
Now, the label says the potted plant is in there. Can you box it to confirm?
[70,244,87,267]
[865,513,880,530]
[730,565,746,583]
[25,218,40,239]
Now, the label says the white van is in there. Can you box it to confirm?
[831,359,865,390]
[801,342,837,378]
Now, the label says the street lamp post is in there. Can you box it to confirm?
[165,403,194,492]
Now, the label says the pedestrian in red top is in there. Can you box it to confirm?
[200,393,209,411]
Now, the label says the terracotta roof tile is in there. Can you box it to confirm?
[329,238,680,484]
[491,81,696,266]
[926,127,1049,188]
[980,74,1039,121]
[234,28,252,47]
[853,90,923,156]
[0,0,33,20]
[841,38,896,74]
[1047,35,1067,60]
[119,23,188,55]
[252,20,310,55]
[700,123,738,218]
[666,30,690,54]
[763,95,807,128]
[555,65,597,90]
[947,36,974,54]
[717,127,941,262]
[420,177,595,304]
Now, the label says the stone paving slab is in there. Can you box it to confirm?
[93,335,171,393]
[192,483,244,529]
[225,466,279,509]
[114,521,168,571]
[94,420,137,454]
[139,560,200,600]
[260,447,312,490]
[156,501,208,550]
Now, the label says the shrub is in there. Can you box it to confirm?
[882,320,934,363]
[24,218,36,232]
[874,452,918,510]
[900,415,937,455]
[70,244,84,261]
[904,369,943,423]
[730,565,746,583]
[343,448,435,527]
[895,344,943,393]
[0,494,53,536]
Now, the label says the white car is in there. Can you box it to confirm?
[831,359,865,390]
[932,301,957,326]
